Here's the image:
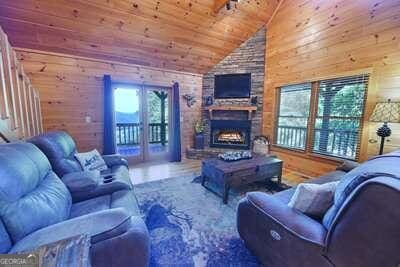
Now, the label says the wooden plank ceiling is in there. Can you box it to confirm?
[0,0,279,74]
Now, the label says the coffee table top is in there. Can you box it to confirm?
[202,153,282,173]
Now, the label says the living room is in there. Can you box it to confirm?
[0,0,399,266]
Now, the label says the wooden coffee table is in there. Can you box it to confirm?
[201,154,283,204]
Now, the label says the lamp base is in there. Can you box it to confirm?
[377,122,391,155]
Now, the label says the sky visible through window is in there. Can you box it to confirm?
[114,88,139,113]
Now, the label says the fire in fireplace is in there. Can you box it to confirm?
[217,131,245,143]
[210,120,251,149]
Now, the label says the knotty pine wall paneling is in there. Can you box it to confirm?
[17,49,203,155]
[263,0,400,177]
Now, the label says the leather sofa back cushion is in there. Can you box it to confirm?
[0,144,72,243]
[28,131,83,177]
[322,151,400,229]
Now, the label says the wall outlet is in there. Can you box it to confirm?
[85,116,92,123]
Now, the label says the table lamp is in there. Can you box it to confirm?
[369,99,400,155]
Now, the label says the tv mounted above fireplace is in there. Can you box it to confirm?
[214,73,251,99]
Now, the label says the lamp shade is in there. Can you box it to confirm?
[369,100,400,123]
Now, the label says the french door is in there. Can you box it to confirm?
[113,84,171,163]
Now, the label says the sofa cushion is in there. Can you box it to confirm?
[322,151,400,229]
[288,181,339,218]
[0,144,51,201]
[29,131,83,177]
[10,208,132,253]
[63,171,100,193]
[0,143,71,243]
[70,190,141,218]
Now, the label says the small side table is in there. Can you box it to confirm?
[20,235,91,267]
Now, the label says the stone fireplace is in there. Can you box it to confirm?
[210,120,251,149]
[186,27,265,159]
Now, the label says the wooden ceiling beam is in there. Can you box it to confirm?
[214,0,230,14]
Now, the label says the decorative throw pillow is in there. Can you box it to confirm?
[75,149,107,172]
[288,181,339,218]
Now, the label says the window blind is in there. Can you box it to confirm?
[312,74,369,160]
[275,83,312,150]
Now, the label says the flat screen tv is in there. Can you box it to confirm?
[214,73,251,99]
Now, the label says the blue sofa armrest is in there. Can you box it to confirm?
[237,192,330,266]
[102,155,128,168]
[241,192,326,246]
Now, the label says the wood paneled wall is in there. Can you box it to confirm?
[263,0,400,176]
[17,49,203,154]
[0,27,42,141]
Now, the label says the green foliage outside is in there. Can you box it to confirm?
[148,91,168,123]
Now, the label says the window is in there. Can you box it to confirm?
[313,75,368,159]
[275,83,311,150]
[275,74,369,160]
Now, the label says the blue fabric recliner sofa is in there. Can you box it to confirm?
[237,152,400,267]
[0,143,150,267]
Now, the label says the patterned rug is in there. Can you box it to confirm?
[134,174,290,266]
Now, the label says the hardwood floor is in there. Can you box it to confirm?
[129,158,310,186]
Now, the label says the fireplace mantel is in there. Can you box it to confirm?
[205,105,257,120]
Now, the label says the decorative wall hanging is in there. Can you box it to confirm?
[182,94,196,107]
[204,96,213,106]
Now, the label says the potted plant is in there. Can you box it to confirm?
[194,120,205,149]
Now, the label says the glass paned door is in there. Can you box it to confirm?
[145,88,170,160]
[113,85,171,162]
[114,86,144,162]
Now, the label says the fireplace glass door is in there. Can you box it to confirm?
[210,120,251,149]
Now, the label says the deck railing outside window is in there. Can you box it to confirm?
[276,125,358,158]
[116,123,168,145]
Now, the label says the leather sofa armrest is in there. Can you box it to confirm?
[245,192,327,246]
[336,160,359,172]
[102,155,128,168]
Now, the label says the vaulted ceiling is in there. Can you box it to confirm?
[0,0,279,74]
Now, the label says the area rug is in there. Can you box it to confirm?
[134,174,290,266]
